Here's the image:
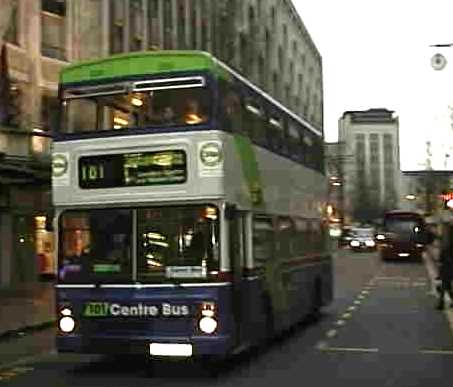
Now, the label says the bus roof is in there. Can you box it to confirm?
[60,50,227,84]
[384,211,424,221]
[60,50,322,136]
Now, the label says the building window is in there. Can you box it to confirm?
[0,81,22,128]
[258,56,265,88]
[271,6,276,28]
[240,34,248,74]
[190,3,197,48]
[163,0,173,49]
[283,25,288,50]
[41,0,66,60]
[148,0,160,49]
[41,93,59,131]
[272,72,278,100]
[201,0,209,50]
[130,0,144,51]
[5,0,19,45]
[177,0,186,49]
[110,0,124,54]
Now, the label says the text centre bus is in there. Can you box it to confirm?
[53,51,333,359]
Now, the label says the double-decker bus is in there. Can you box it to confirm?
[53,50,333,359]
[378,210,427,261]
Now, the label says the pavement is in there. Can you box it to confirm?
[0,281,55,339]
[0,245,451,340]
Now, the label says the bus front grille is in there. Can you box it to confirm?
[81,318,193,337]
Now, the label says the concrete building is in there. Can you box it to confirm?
[338,108,401,223]
[0,0,323,287]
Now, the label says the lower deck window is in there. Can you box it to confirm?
[58,205,220,283]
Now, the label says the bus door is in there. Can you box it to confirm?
[227,207,247,346]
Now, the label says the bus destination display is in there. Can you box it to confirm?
[79,150,186,189]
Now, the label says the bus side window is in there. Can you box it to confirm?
[277,217,295,259]
[294,218,307,256]
[268,115,283,153]
[252,216,274,267]
[302,130,314,169]
[288,121,301,162]
[219,80,242,133]
[244,97,266,145]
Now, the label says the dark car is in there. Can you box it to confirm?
[348,228,377,251]
[339,227,354,248]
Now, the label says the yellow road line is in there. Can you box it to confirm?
[318,346,379,353]
[336,319,346,326]
[342,312,352,319]
[347,306,356,311]
[353,300,362,305]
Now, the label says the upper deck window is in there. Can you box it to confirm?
[60,77,211,134]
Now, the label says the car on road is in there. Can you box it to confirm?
[348,227,377,252]
[339,226,355,247]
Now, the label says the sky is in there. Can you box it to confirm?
[292,0,453,171]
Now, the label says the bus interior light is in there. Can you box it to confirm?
[185,113,203,125]
[131,97,143,106]
[203,206,218,220]
[113,117,128,126]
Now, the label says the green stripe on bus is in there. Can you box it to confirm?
[60,50,229,84]
[233,134,265,208]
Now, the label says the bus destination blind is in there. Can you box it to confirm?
[79,150,186,189]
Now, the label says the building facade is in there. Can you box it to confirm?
[0,0,323,287]
[338,108,401,223]
[324,141,349,224]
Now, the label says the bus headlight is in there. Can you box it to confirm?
[376,234,385,240]
[199,316,217,334]
[200,142,222,167]
[365,240,375,247]
[59,316,76,333]
[350,240,360,247]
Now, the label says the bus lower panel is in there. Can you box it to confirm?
[56,334,233,356]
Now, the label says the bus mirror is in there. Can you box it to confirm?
[225,204,237,220]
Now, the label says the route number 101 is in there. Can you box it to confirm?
[81,164,105,181]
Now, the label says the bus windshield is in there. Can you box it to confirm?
[137,206,220,282]
[61,84,211,134]
[58,205,220,283]
[58,209,133,283]
[384,214,423,241]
